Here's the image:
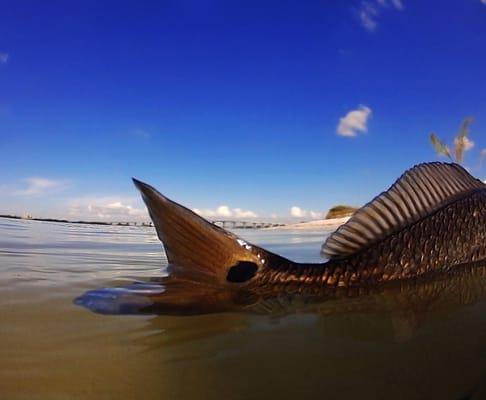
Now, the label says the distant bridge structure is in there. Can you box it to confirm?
[106,221,285,230]
[212,220,285,229]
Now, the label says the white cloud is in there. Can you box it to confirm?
[0,53,8,64]
[309,211,323,219]
[215,205,232,217]
[358,0,404,31]
[290,206,307,218]
[337,105,372,137]
[481,0,486,5]
[233,208,258,218]
[68,196,146,221]
[454,136,474,152]
[290,206,322,220]
[464,137,474,151]
[15,177,70,196]
[193,205,257,219]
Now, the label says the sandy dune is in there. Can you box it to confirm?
[266,216,350,231]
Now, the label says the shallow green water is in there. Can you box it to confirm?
[1,217,486,399]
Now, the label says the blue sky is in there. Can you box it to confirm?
[1,0,486,222]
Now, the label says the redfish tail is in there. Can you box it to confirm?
[75,180,291,315]
[132,178,289,286]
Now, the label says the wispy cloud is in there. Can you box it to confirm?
[289,206,322,220]
[481,0,486,5]
[68,196,146,221]
[193,205,258,219]
[15,177,70,196]
[337,105,372,137]
[133,129,151,139]
[359,2,379,31]
[358,0,404,31]
[0,53,8,64]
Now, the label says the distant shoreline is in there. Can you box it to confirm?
[0,215,153,227]
[0,214,350,231]
[264,216,350,231]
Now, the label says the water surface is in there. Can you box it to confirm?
[1,218,486,399]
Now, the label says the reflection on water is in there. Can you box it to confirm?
[1,218,486,399]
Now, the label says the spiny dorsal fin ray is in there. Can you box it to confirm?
[321,162,485,259]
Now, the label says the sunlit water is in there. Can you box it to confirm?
[2,217,486,399]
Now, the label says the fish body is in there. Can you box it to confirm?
[76,162,486,315]
[255,188,486,292]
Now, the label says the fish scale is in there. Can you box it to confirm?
[76,162,486,315]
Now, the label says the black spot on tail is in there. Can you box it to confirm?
[226,261,258,283]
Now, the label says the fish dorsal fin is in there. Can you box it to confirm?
[322,162,485,259]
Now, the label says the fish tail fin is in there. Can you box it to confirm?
[75,179,292,315]
[132,178,288,286]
